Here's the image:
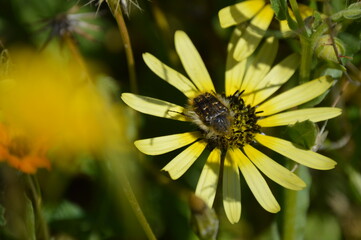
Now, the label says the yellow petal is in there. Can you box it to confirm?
[142,53,198,98]
[175,31,215,93]
[225,25,247,96]
[257,76,334,116]
[231,148,280,213]
[258,107,342,127]
[244,53,299,106]
[244,145,306,190]
[255,134,337,170]
[162,140,207,180]
[195,148,221,208]
[121,93,187,121]
[225,59,247,97]
[233,4,274,61]
[280,5,313,35]
[279,19,291,35]
[218,0,266,28]
[223,150,241,224]
[299,4,314,19]
[241,36,278,94]
[134,132,201,155]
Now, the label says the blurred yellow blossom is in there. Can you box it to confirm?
[0,48,124,159]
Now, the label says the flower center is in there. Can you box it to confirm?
[187,91,261,151]
[8,137,31,158]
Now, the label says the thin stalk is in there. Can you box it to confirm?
[105,151,157,240]
[26,175,50,240]
[107,1,138,94]
[318,15,359,138]
[289,0,312,83]
[63,35,91,83]
[120,171,157,240]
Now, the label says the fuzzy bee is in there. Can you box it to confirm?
[186,92,234,137]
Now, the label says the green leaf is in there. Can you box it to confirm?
[270,0,288,20]
[285,120,318,150]
[24,195,36,240]
[286,10,298,31]
[0,204,6,226]
[331,2,361,21]
[43,200,84,222]
[345,166,361,204]
[344,2,361,19]
[339,32,361,56]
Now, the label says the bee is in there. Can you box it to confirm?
[186,92,233,137]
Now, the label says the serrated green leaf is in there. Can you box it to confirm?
[270,0,288,20]
[286,120,318,150]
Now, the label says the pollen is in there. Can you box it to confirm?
[186,91,261,151]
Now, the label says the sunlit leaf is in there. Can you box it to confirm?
[285,120,318,150]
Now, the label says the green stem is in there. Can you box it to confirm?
[282,165,310,240]
[282,186,298,240]
[107,0,138,94]
[120,171,157,240]
[289,0,312,83]
[26,175,50,240]
[299,36,312,83]
[105,151,157,240]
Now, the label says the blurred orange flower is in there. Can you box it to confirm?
[0,123,50,173]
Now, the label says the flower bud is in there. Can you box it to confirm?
[314,35,346,63]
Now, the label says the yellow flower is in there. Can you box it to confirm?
[121,31,341,223]
[0,48,124,156]
[0,123,50,173]
[218,0,314,61]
